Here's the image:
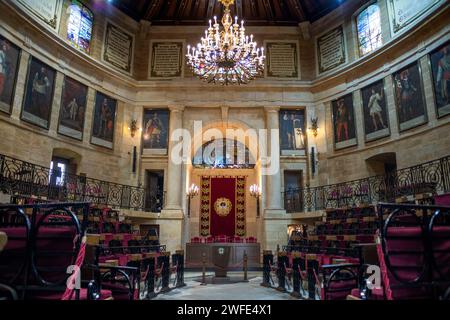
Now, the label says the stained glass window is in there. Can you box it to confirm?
[193,139,255,169]
[357,4,383,56]
[66,0,93,54]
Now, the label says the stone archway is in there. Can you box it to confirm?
[365,152,397,176]
[185,119,261,242]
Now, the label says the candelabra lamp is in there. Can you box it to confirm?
[128,119,139,138]
[309,116,319,138]
[187,184,199,218]
[249,184,262,218]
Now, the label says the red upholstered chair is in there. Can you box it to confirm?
[215,235,228,243]
[429,225,450,282]
[321,264,360,300]
[191,237,202,243]
[434,194,450,206]
[205,236,214,243]
[376,206,450,300]
[0,209,30,294]
[378,210,431,299]
[356,234,375,243]
[246,236,257,243]
[101,221,116,234]
[122,233,133,247]
[100,233,114,247]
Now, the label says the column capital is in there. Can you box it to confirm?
[264,106,280,113]
[168,105,185,112]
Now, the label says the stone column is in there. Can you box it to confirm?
[264,106,285,213]
[164,105,185,211]
[160,105,185,253]
[261,107,288,252]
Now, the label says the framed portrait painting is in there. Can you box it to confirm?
[21,57,56,129]
[90,91,117,149]
[332,93,357,150]
[279,109,306,156]
[430,41,450,118]
[58,76,88,140]
[142,109,169,155]
[392,62,427,131]
[0,34,21,114]
[361,79,390,141]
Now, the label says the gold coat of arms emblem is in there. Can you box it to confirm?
[214,197,232,217]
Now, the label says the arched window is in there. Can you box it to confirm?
[193,139,255,169]
[356,3,383,56]
[66,0,93,54]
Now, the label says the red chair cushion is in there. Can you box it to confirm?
[215,235,228,243]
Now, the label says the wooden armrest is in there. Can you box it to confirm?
[86,263,138,273]
[306,254,317,260]
[100,260,119,267]
[86,234,100,246]
[346,295,361,300]
[0,232,7,252]
[321,263,359,270]
[127,254,143,261]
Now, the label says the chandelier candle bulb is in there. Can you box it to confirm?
[186,0,265,85]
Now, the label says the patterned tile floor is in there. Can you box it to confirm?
[152,272,301,300]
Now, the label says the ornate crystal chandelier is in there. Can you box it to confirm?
[186,0,265,85]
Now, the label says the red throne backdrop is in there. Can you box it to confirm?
[200,176,246,237]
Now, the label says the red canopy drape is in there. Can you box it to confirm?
[210,177,236,237]
[200,176,246,237]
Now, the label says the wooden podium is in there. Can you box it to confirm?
[212,246,231,282]
[186,243,261,269]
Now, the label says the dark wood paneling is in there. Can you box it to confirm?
[113,0,346,25]
[186,243,261,268]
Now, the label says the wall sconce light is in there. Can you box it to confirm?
[187,183,199,218]
[309,116,319,138]
[128,119,139,138]
[249,184,262,218]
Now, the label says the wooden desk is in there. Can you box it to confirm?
[186,243,261,269]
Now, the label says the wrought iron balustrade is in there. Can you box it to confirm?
[0,153,152,211]
[283,155,450,213]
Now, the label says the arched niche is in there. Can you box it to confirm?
[365,152,397,176]
[51,148,82,175]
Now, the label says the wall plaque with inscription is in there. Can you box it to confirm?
[387,0,439,34]
[16,0,62,31]
[149,41,184,78]
[103,21,134,73]
[317,26,346,74]
[265,41,299,78]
